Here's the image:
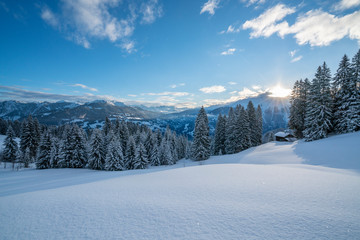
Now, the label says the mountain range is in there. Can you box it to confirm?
[0,92,290,137]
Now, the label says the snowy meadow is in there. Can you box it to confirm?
[1,132,359,239]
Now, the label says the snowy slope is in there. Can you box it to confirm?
[206,131,360,170]
[0,132,360,239]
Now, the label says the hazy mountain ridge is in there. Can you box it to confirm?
[0,93,290,137]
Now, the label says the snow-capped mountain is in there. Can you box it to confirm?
[0,100,162,125]
[0,92,290,136]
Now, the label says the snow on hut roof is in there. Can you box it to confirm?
[275,132,287,137]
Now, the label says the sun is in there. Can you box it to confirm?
[269,85,291,98]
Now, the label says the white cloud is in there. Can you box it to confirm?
[0,85,125,103]
[118,41,136,53]
[128,94,137,97]
[291,55,303,63]
[140,0,163,24]
[289,49,297,57]
[289,49,302,62]
[200,0,220,15]
[228,81,237,85]
[40,0,162,49]
[242,0,266,7]
[333,0,360,11]
[199,85,226,93]
[238,87,258,98]
[220,25,241,34]
[243,4,360,47]
[201,86,266,106]
[170,83,185,89]
[221,48,236,55]
[243,4,296,38]
[252,85,261,90]
[142,91,189,97]
[288,9,360,46]
[71,84,98,92]
[41,6,59,28]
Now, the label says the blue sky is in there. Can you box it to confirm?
[0,0,360,108]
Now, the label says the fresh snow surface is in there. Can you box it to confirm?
[1,132,360,239]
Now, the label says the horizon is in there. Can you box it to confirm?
[1,0,359,108]
[0,90,288,109]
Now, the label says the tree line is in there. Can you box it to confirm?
[289,49,360,141]
[2,116,190,170]
[192,101,263,161]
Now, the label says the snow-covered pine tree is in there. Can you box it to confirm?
[168,131,178,164]
[134,142,148,169]
[255,105,263,145]
[348,49,360,131]
[233,105,244,153]
[225,107,237,154]
[125,135,136,169]
[70,125,88,168]
[103,117,112,136]
[289,80,302,136]
[185,141,192,159]
[144,131,153,159]
[114,118,121,136]
[88,129,105,170]
[20,115,38,163]
[159,137,173,165]
[3,126,18,169]
[119,121,129,156]
[33,117,41,149]
[247,101,257,147]
[22,147,32,169]
[214,114,226,155]
[304,63,333,141]
[36,130,52,169]
[50,138,61,168]
[192,106,210,160]
[333,55,353,133]
[149,134,161,166]
[239,106,251,150]
[104,135,124,171]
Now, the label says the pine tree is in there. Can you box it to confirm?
[134,142,148,169]
[304,63,333,141]
[214,114,226,155]
[104,136,124,171]
[3,126,18,169]
[119,121,129,156]
[225,107,237,154]
[20,115,38,162]
[159,138,173,165]
[192,107,210,160]
[149,135,160,166]
[333,55,353,133]
[70,125,88,168]
[348,49,360,131]
[255,105,263,145]
[125,136,136,169]
[103,117,112,136]
[36,130,52,169]
[58,125,72,168]
[22,147,32,169]
[239,106,251,150]
[50,138,61,168]
[88,129,105,170]
[247,101,257,147]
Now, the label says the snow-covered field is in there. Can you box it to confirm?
[1,132,360,239]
